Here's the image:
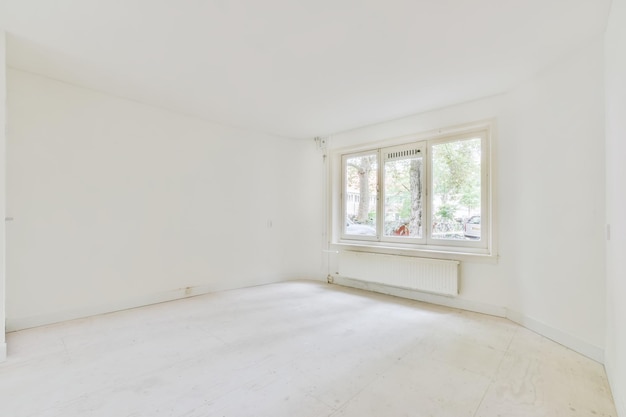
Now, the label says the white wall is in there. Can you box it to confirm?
[328,38,607,362]
[504,37,606,361]
[0,31,7,361]
[605,0,626,414]
[6,69,324,330]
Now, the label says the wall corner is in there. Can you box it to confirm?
[0,29,7,362]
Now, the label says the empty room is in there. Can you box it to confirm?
[0,0,625,416]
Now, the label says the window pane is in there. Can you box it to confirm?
[384,152,423,238]
[431,138,481,241]
[345,154,378,236]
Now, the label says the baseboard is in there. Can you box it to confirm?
[613,389,625,417]
[605,358,625,417]
[6,278,291,332]
[331,276,507,317]
[332,276,605,364]
[615,391,625,417]
[506,309,604,364]
[6,277,607,369]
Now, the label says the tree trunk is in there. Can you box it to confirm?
[409,158,422,236]
[357,158,372,223]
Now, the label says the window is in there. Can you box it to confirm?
[430,136,482,243]
[381,144,425,242]
[334,123,493,257]
[343,151,378,239]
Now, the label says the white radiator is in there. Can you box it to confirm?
[337,251,459,296]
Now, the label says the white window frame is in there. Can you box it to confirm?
[341,149,379,242]
[380,142,426,245]
[329,120,496,261]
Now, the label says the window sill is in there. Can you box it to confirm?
[330,241,498,263]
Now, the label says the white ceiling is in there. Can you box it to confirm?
[0,0,612,139]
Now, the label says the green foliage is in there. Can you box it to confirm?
[435,203,457,221]
[432,138,481,220]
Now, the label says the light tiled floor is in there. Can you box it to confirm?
[0,281,617,417]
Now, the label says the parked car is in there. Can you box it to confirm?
[464,215,481,239]
[346,218,376,236]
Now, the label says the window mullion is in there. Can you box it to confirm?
[425,143,431,246]
[377,148,383,241]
